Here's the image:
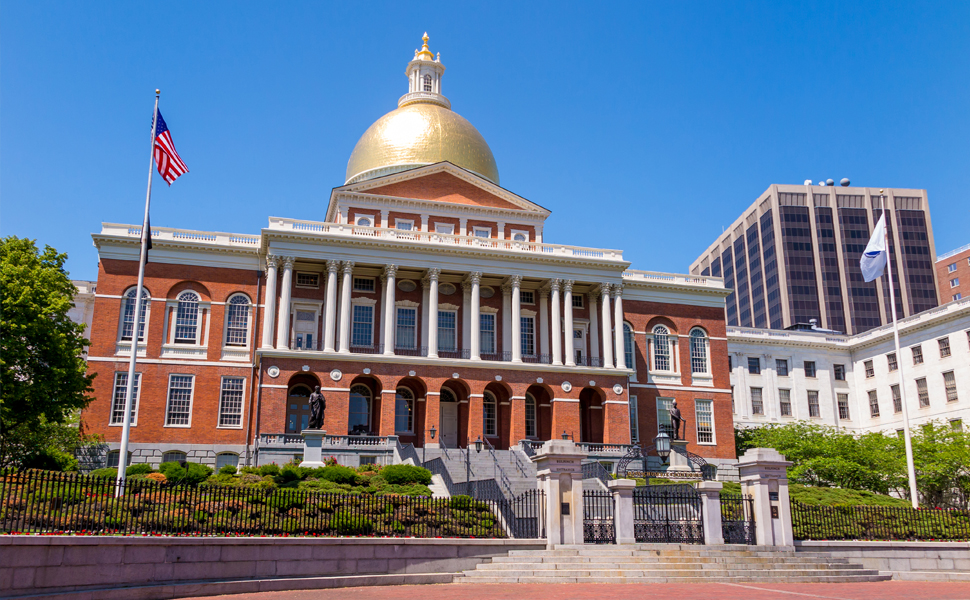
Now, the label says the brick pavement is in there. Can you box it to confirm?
[181,581,970,600]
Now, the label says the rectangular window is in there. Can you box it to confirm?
[728,355,733,370]
[165,375,194,427]
[955,293,963,301]
[296,272,319,288]
[951,278,960,288]
[110,372,141,425]
[938,337,951,358]
[807,390,820,417]
[864,360,874,378]
[912,345,923,365]
[352,277,375,293]
[174,299,199,343]
[775,359,789,376]
[483,398,496,436]
[351,305,374,347]
[438,310,457,352]
[473,227,490,238]
[943,371,958,402]
[837,393,850,420]
[892,384,902,413]
[887,353,898,372]
[434,223,454,235]
[917,378,929,407]
[695,399,714,444]
[948,262,958,273]
[395,307,417,349]
[525,397,537,438]
[395,219,414,231]
[572,294,584,309]
[868,390,880,417]
[520,316,536,356]
[750,387,764,415]
[778,388,791,416]
[656,398,674,435]
[520,290,535,305]
[834,364,846,381]
[804,361,817,378]
[218,377,245,428]
[480,313,496,354]
[747,357,761,375]
[629,396,639,443]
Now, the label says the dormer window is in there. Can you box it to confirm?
[356,217,372,227]
[423,74,432,92]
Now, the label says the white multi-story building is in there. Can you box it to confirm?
[729,297,970,434]
[69,280,97,353]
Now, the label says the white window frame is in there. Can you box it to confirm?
[349,384,372,434]
[354,214,375,227]
[472,226,491,238]
[623,323,636,381]
[396,306,418,350]
[628,395,639,443]
[434,222,455,235]
[351,301,375,348]
[223,293,252,348]
[295,272,320,288]
[118,286,151,344]
[510,229,529,242]
[521,313,537,357]
[868,390,880,417]
[438,309,458,352]
[571,294,584,309]
[951,278,960,288]
[656,397,674,436]
[217,376,246,429]
[807,390,820,418]
[943,371,958,402]
[519,290,535,305]
[394,387,415,434]
[480,309,497,354]
[164,374,195,428]
[352,276,376,293]
[395,219,415,231]
[750,387,764,415]
[164,290,210,351]
[837,393,850,420]
[483,391,498,437]
[779,388,792,417]
[948,262,958,273]
[524,393,537,438]
[109,371,141,426]
[215,452,239,470]
[651,325,674,372]
[689,327,710,375]
[291,302,322,351]
[695,399,715,444]
[162,450,187,464]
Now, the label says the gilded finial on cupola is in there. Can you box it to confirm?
[416,32,434,60]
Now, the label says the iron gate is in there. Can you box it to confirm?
[720,493,756,544]
[582,489,615,544]
[633,485,704,544]
[508,489,545,539]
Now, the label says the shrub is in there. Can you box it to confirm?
[317,465,359,485]
[159,461,213,485]
[258,464,280,477]
[24,448,79,472]
[381,464,431,486]
[126,463,153,476]
[146,472,167,483]
[218,465,237,476]
[330,510,373,535]
[89,467,118,479]
[274,464,306,486]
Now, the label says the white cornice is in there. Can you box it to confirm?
[332,192,548,224]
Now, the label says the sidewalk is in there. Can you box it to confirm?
[182,581,970,600]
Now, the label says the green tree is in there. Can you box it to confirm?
[0,237,95,469]
[911,422,970,509]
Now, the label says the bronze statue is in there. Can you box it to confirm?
[669,400,685,440]
[308,386,326,430]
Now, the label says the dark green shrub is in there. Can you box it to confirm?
[24,448,79,472]
[258,464,280,477]
[330,510,373,535]
[381,464,431,486]
[274,464,305,486]
[218,465,237,475]
[449,495,474,509]
[159,461,213,485]
[126,463,153,476]
[318,465,359,485]
[89,467,118,479]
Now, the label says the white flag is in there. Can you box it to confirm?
[860,214,888,282]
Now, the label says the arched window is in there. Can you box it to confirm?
[652,325,671,371]
[174,291,200,343]
[524,393,537,438]
[162,450,186,464]
[483,391,497,437]
[689,328,709,374]
[215,452,239,470]
[512,233,527,242]
[286,385,312,432]
[121,287,150,341]
[422,74,432,92]
[623,323,635,371]
[356,217,372,227]
[348,384,372,434]
[440,387,457,404]
[225,294,250,346]
[395,387,414,433]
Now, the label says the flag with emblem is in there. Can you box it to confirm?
[153,110,189,185]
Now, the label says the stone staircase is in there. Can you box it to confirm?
[457,544,892,583]
[422,446,537,497]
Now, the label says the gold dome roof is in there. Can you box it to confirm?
[345,102,500,185]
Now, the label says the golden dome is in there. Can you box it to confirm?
[345,102,500,185]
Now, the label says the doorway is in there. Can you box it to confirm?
[574,327,587,365]
[439,388,459,447]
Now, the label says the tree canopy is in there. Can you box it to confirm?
[1,236,95,469]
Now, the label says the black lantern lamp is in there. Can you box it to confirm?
[429,425,436,440]
[561,430,570,440]
[474,436,483,453]
[654,432,671,465]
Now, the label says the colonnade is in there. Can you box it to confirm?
[259,254,628,369]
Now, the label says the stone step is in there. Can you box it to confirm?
[491,555,851,565]
[506,549,834,559]
[456,574,891,584]
[480,560,857,570]
[464,568,881,578]
[889,570,970,582]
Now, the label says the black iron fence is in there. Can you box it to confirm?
[720,493,756,544]
[582,489,615,544]
[633,485,704,544]
[791,500,970,541]
[0,470,516,538]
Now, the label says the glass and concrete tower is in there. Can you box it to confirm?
[691,184,941,335]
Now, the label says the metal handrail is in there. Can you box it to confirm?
[509,444,532,478]
[395,439,420,465]
[482,437,515,500]
[582,460,613,489]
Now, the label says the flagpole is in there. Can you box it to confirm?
[882,190,919,508]
[116,89,160,497]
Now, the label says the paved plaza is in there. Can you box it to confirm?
[182,582,970,600]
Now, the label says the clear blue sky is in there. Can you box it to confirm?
[3,2,968,281]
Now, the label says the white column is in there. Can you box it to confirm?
[564,280,575,367]
[275,257,294,349]
[323,260,339,352]
[261,255,279,349]
[421,214,429,232]
[588,292,600,363]
[613,284,626,370]
[427,268,440,358]
[601,284,614,369]
[539,287,550,361]
[536,225,543,243]
[470,272,482,361]
[551,279,562,366]
[378,273,387,351]
[380,210,389,229]
[459,218,468,237]
[383,265,397,355]
[461,280,472,357]
[501,282,512,357]
[421,278,430,353]
[497,222,506,240]
[337,261,354,353]
[511,275,522,363]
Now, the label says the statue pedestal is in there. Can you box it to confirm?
[299,430,327,468]
[533,440,588,549]
[667,440,692,472]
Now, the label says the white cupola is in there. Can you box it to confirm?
[399,33,451,110]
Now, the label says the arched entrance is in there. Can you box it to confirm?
[438,385,461,448]
[526,383,554,440]
[579,387,605,443]
[285,373,320,433]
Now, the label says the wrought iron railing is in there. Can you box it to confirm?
[482,437,515,500]
[519,439,544,457]
[791,500,970,541]
[480,351,512,362]
[393,345,428,357]
[582,489,615,544]
[349,343,384,355]
[582,461,613,489]
[521,354,552,364]
[721,493,756,544]
[633,485,704,544]
[508,445,533,478]
[437,348,471,359]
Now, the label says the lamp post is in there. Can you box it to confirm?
[654,432,671,465]
[561,430,570,440]
[466,436,483,499]
[424,425,436,463]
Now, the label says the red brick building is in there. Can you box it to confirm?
[937,244,970,304]
[82,36,734,472]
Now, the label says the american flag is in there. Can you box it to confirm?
[153,110,189,185]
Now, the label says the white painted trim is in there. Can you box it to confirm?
[260,384,289,389]
[630,383,733,393]
[88,356,252,368]
[552,398,580,403]
[510,396,527,400]
[604,400,630,405]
